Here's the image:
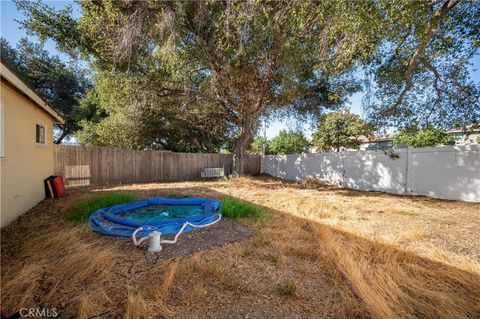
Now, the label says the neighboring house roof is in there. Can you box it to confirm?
[356,134,395,143]
[0,59,64,123]
[447,125,480,133]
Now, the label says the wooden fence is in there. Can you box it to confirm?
[245,154,261,175]
[54,145,260,187]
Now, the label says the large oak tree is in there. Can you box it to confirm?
[15,0,378,172]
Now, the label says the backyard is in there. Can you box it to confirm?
[1,176,479,318]
[2,1,480,318]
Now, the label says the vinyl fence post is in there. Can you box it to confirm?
[405,147,413,195]
[276,155,280,177]
[260,155,264,174]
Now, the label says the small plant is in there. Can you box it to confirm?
[383,148,400,160]
[318,211,333,219]
[240,241,260,257]
[222,176,233,188]
[68,192,136,224]
[277,278,298,297]
[396,210,420,217]
[221,197,264,219]
[262,251,280,263]
[240,242,258,257]
[431,218,457,226]
[240,237,271,257]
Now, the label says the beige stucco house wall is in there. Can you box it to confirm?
[1,60,64,227]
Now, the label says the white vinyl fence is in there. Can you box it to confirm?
[262,145,480,202]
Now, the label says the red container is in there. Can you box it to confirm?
[53,176,65,198]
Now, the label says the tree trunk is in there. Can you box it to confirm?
[233,131,251,176]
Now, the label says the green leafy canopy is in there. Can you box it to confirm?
[269,130,310,155]
[13,0,480,167]
[393,127,454,148]
[313,110,373,152]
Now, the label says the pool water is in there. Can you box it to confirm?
[119,205,205,222]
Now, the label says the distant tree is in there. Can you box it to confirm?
[76,70,231,152]
[313,110,373,152]
[394,127,454,148]
[249,136,270,155]
[0,38,18,67]
[269,130,309,155]
[0,38,92,143]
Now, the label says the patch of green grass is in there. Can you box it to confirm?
[68,192,136,224]
[277,278,298,297]
[221,197,264,219]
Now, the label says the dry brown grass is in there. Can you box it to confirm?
[1,222,122,317]
[2,176,480,318]
[1,264,43,311]
[314,224,480,319]
[225,176,480,271]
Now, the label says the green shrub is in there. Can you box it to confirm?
[68,192,136,224]
[394,127,454,148]
[221,197,264,219]
[269,130,309,155]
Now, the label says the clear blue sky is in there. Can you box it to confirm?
[1,0,79,62]
[1,0,478,139]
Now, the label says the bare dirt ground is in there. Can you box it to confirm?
[1,176,480,318]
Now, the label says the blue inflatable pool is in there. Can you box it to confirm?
[88,197,222,237]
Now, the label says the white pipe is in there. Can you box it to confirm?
[161,214,222,245]
[132,227,149,246]
[132,214,222,251]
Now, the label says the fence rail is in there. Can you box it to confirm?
[55,145,260,187]
[262,145,480,202]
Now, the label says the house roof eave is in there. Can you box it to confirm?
[0,60,65,124]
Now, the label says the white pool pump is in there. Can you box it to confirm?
[148,231,163,252]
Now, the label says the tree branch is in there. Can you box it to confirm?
[392,0,460,108]
[419,57,443,98]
